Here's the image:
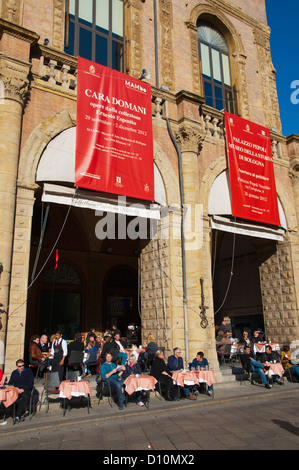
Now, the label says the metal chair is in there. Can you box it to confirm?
[217,344,232,364]
[28,353,43,379]
[39,371,61,413]
[66,350,84,376]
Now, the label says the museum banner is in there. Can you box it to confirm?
[224,111,280,226]
[75,57,154,201]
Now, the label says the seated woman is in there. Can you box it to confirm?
[123,354,145,407]
[149,350,177,401]
[84,341,98,376]
[281,345,299,382]
[190,351,213,397]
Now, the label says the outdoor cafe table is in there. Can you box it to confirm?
[59,380,93,400]
[253,342,280,354]
[171,370,217,388]
[123,374,157,396]
[264,362,284,378]
[0,386,19,408]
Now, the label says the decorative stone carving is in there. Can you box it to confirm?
[0,55,31,107]
[253,27,282,134]
[1,0,23,26]
[175,123,204,154]
[159,0,175,90]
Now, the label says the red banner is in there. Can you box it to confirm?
[75,57,154,200]
[225,112,280,226]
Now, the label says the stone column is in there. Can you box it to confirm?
[175,122,220,376]
[0,53,31,370]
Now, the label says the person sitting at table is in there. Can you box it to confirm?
[100,352,126,410]
[8,359,35,423]
[138,334,158,371]
[84,341,98,377]
[239,331,252,347]
[281,345,299,382]
[28,335,46,372]
[100,333,119,363]
[123,354,145,407]
[261,345,283,385]
[39,334,50,355]
[240,346,271,389]
[167,347,196,401]
[149,350,177,401]
[190,351,213,397]
[113,333,128,365]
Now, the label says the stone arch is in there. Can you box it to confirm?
[19,107,179,209]
[188,3,245,55]
[18,107,77,188]
[199,155,295,232]
[187,3,250,118]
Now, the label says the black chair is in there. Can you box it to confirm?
[66,350,84,377]
[10,387,39,425]
[217,344,232,364]
[28,353,43,379]
[96,376,113,407]
[39,371,61,413]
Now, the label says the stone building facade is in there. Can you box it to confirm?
[1,0,299,378]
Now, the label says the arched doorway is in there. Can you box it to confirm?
[209,170,287,338]
[39,263,82,339]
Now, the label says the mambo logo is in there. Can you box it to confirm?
[124,80,147,94]
[85,89,147,115]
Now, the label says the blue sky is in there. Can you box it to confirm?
[265,0,299,136]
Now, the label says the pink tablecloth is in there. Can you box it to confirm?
[0,387,19,408]
[172,370,217,388]
[254,343,280,353]
[59,380,93,400]
[264,363,284,378]
[124,375,157,395]
[193,370,217,387]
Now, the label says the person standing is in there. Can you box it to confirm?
[50,331,68,381]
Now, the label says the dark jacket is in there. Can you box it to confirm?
[150,356,169,380]
[8,368,34,391]
[261,351,279,363]
[167,355,183,371]
[28,342,43,362]
[122,362,142,380]
[146,341,158,356]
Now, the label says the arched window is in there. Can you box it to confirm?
[197,20,234,113]
[64,0,124,71]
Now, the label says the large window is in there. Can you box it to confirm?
[65,0,124,71]
[197,20,234,113]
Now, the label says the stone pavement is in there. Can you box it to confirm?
[1,365,299,451]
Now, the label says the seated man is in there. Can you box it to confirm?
[190,351,213,397]
[100,352,125,410]
[167,347,196,400]
[240,346,271,389]
[100,333,119,363]
[28,335,46,372]
[261,345,283,385]
[113,333,128,365]
[8,359,35,422]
